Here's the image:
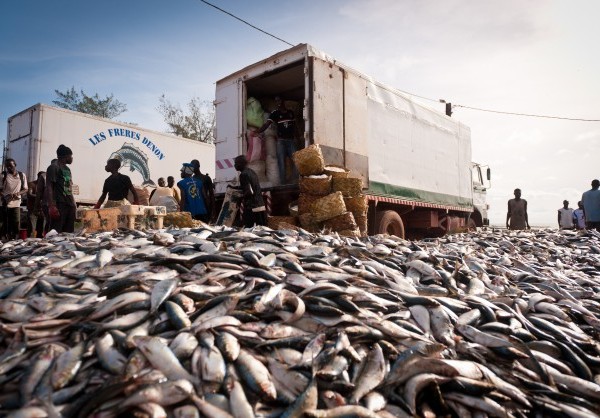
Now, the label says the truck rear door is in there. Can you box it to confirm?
[214,79,242,194]
[310,57,369,185]
[7,107,37,179]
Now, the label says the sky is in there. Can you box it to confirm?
[1,0,599,227]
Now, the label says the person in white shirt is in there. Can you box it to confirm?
[1,158,28,240]
[557,200,574,229]
[149,177,179,212]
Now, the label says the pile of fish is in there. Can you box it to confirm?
[1,225,600,418]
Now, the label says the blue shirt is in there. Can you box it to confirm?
[582,188,600,222]
[177,177,206,216]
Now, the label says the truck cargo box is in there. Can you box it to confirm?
[214,44,472,211]
[6,104,215,204]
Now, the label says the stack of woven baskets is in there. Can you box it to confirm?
[268,144,367,237]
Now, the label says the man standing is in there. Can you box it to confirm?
[33,171,47,237]
[557,200,574,230]
[150,177,179,212]
[94,159,139,209]
[1,158,28,240]
[167,176,181,206]
[178,163,207,221]
[26,176,38,237]
[258,96,299,185]
[573,201,586,230]
[191,159,215,222]
[582,179,600,231]
[506,188,530,230]
[230,155,267,228]
[35,160,56,237]
[46,145,76,233]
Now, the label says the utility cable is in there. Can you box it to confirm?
[199,0,294,47]
[198,0,598,122]
[454,104,600,122]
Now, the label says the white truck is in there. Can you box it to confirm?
[214,43,490,238]
[5,104,215,204]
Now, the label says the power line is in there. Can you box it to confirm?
[454,104,600,122]
[199,0,294,47]
[198,1,599,123]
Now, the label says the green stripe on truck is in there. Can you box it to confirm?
[368,181,473,208]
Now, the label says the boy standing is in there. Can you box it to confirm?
[230,155,267,228]
[191,159,215,222]
[178,163,207,221]
[94,159,139,208]
[46,145,76,233]
[557,200,574,229]
[1,158,28,239]
[573,201,586,230]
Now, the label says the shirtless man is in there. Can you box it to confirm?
[506,188,530,230]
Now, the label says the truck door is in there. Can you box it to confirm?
[214,79,243,194]
[6,108,37,179]
[471,163,489,225]
[310,57,369,185]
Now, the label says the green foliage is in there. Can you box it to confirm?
[53,87,127,119]
[157,95,215,143]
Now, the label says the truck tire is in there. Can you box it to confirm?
[376,210,405,238]
[467,217,477,231]
[468,211,481,230]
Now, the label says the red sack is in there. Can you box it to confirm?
[49,205,60,220]
[246,130,266,162]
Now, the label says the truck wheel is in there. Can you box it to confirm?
[376,210,405,238]
[468,211,481,231]
[467,217,477,231]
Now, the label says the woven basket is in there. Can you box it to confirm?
[277,222,300,231]
[298,212,321,233]
[324,165,349,178]
[268,216,298,230]
[355,214,368,234]
[338,228,361,238]
[164,212,194,228]
[344,195,367,215]
[299,175,332,196]
[298,194,321,215]
[298,212,315,227]
[312,192,347,222]
[323,211,357,231]
[333,177,363,197]
[292,144,325,176]
[289,201,299,217]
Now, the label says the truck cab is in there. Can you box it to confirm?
[471,163,491,227]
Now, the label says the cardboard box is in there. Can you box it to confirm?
[77,208,122,232]
[144,206,167,216]
[119,205,146,216]
[118,206,167,230]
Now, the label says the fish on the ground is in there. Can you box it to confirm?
[0,226,600,417]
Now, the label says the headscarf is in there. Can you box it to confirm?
[181,163,194,176]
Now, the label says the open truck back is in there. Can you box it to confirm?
[215,44,489,238]
[6,104,215,205]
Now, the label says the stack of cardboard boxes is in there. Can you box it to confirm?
[77,205,167,232]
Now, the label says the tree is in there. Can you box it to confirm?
[157,95,215,143]
[53,87,127,119]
